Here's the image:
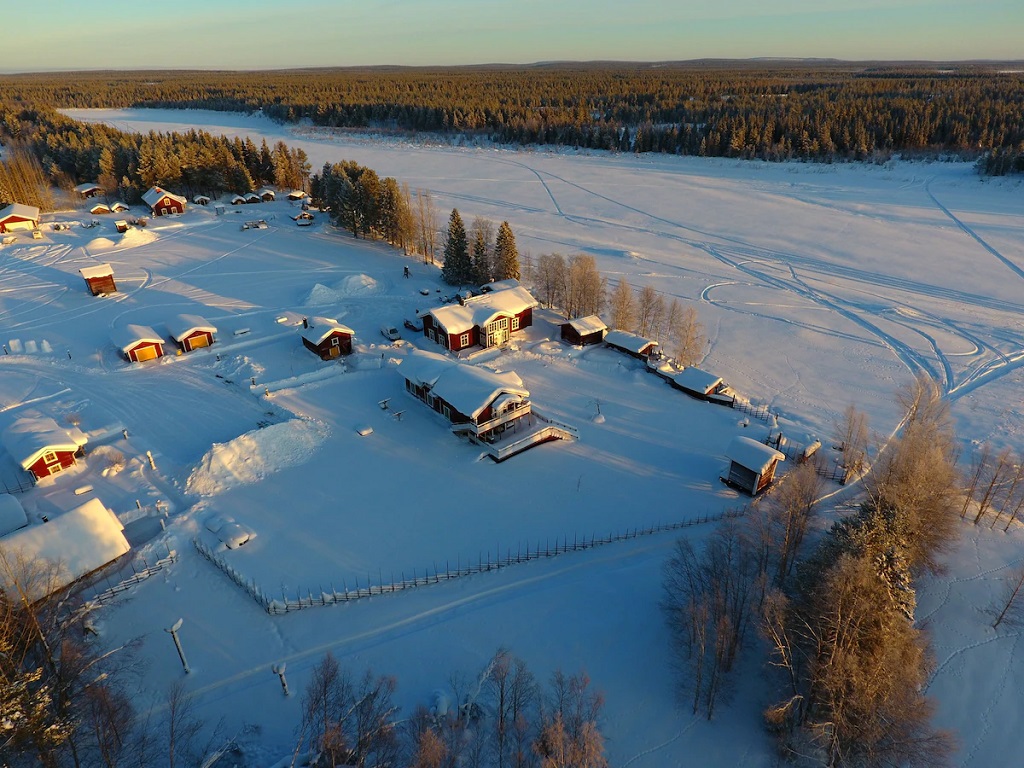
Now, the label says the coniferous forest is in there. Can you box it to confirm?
[2,63,1022,169]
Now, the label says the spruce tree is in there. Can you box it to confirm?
[442,208,470,285]
[472,225,490,285]
[494,221,520,281]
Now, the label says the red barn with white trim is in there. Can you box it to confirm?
[2,415,89,482]
[167,314,217,352]
[113,324,165,363]
[142,187,186,216]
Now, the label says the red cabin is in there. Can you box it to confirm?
[0,203,40,233]
[423,286,537,352]
[79,263,117,296]
[113,324,165,363]
[167,314,217,352]
[142,187,187,216]
[301,317,354,360]
[2,415,89,482]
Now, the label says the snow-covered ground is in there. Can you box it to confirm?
[2,109,1022,766]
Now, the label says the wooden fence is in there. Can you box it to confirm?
[87,550,178,607]
[731,398,776,424]
[194,506,750,616]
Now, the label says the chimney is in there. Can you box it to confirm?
[302,317,308,329]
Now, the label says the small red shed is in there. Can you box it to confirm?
[561,315,608,346]
[301,317,354,359]
[113,324,165,363]
[0,203,40,233]
[79,263,117,295]
[2,415,89,482]
[167,314,217,352]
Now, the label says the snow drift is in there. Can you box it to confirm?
[185,419,329,496]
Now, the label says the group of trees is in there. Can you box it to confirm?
[441,210,521,286]
[0,148,55,211]
[294,648,607,768]
[525,253,707,366]
[4,65,1023,168]
[664,378,962,765]
[0,105,311,210]
[311,161,416,251]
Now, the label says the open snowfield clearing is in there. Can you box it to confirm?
[2,109,1023,765]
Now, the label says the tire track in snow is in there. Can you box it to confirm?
[927,180,1024,282]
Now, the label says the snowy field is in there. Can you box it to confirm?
[0,108,1021,766]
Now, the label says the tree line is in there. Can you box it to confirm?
[0,105,310,209]
[663,377,963,766]
[4,65,1023,167]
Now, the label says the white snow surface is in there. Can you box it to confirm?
[0,107,1019,766]
[185,419,330,496]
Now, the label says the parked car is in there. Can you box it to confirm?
[404,317,423,332]
[380,325,401,341]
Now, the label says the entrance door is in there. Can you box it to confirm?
[189,334,210,350]
[134,346,158,362]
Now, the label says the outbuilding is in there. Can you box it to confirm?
[672,367,726,399]
[230,194,246,205]
[114,220,130,234]
[257,188,276,201]
[113,324,165,363]
[167,314,217,352]
[724,436,785,496]
[301,317,354,360]
[560,315,608,346]
[244,192,261,204]
[0,203,41,233]
[604,330,659,359]
[0,498,130,601]
[1,415,89,482]
[193,195,211,206]
[89,203,111,215]
[74,182,102,199]
[110,201,130,212]
[79,263,117,295]
[142,187,186,216]
[287,190,306,201]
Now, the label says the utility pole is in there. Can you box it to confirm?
[165,618,190,673]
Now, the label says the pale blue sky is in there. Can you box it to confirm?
[3,0,1021,71]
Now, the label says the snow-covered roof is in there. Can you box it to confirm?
[0,203,40,222]
[605,330,658,354]
[481,278,520,293]
[142,186,186,207]
[112,324,164,354]
[398,350,528,420]
[257,188,275,198]
[429,286,537,335]
[74,182,101,193]
[0,498,130,600]
[726,436,784,475]
[286,190,306,199]
[244,192,261,201]
[110,201,129,211]
[0,495,28,537]
[565,315,608,335]
[90,203,111,213]
[230,194,246,203]
[1,415,88,470]
[673,367,723,395]
[166,314,217,342]
[193,195,211,203]
[79,263,114,280]
[300,317,354,346]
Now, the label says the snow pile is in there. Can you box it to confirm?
[185,419,329,496]
[120,227,157,247]
[86,236,117,251]
[340,273,380,295]
[304,283,344,305]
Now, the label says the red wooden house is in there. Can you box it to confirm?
[301,317,354,359]
[79,263,117,295]
[2,415,89,482]
[113,324,165,363]
[422,286,537,352]
[142,187,187,216]
[167,314,217,352]
[0,203,40,233]
[399,350,532,440]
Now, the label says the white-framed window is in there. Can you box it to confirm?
[330,336,339,346]
[459,333,470,347]
[43,451,57,464]
[511,316,520,331]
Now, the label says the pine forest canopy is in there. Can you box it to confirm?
[3,63,1024,164]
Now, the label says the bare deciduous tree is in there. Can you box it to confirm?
[607,280,636,332]
[834,403,870,480]
[669,305,706,366]
[635,285,663,338]
[767,462,824,586]
[563,255,605,319]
